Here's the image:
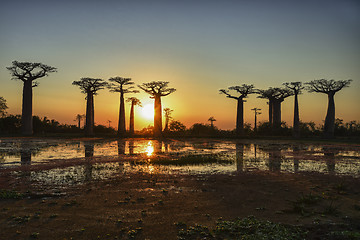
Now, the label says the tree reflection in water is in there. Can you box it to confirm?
[117,140,126,155]
[323,146,338,174]
[84,142,94,181]
[236,143,245,172]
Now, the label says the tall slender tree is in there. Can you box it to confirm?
[163,108,173,133]
[219,84,255,134]
[138,81,176,137]
[305,79,352,138]
[72,78,107,136]
[108,77,138,136]
[251,108,261,130]
[74,114,85,128]
[283,82,304,137]
[126,97,142,135]
[6,61,57,135]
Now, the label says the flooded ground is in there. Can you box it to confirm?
[1,138,360,240]
[0,138,359,187]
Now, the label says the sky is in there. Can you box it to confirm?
[0,0,359,130]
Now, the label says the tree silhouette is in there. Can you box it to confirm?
[138,81,176,137]
[126,97,142,135]
[305,79,352,138]
[257,88,278,125]
[283,82,304,137]
[72,78,107,136]
[219,84,255,134]
[0,97,8,118]
[74,114,85,128]
[108,77,138,136]
[251,108,261,130]
[163,108,173,133]
[257,87,293,128]
[6,61,57,135]
[208,116,216,128]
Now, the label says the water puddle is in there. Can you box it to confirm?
[1,138,359,188]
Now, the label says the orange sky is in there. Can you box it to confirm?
[0,1,359,130]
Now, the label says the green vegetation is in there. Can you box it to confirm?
[0,189,23,199]
[177,216,307,240]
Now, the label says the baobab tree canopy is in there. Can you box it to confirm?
[7,61,57,86]
[305,79,352,94]
[219,84,256,99]
[283,82,304,94]
[138,81,176,97]
[108,77,139,94]
[72,78,108,94]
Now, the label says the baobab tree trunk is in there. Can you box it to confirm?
[85,92,94,136]
[129,102,135,135]
[236,98,244,134]
[293,93,300,138]
[164,117,169,132]
[272,100,282,129]
[118,92,126,135]
[78,118,81,128]
[21,81,33,135]
[154,95,162,137]
[324,93,335,138]
[268,100,273,125]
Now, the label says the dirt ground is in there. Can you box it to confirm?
[1,161,360,240]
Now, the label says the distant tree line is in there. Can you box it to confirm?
[220,79,352,138]
[2,60,356,138]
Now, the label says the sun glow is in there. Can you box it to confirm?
[145,141,154,157]
[141,104,154,120]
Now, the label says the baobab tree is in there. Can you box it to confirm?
[283,82,304,137]
[163,108,173,133]
[108,77,138,136]
[138,81,176,137]
[126,97,142,135]
[0,97,8,117]
[6,61,57,135]
[219,84,255,134]
[74,114,85,128]
[258,87,293,128]
[257,88,278,125]
[72,78,107,136]
[208,116,216,128]
[305,79,352,138]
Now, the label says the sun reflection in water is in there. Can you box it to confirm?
[146,141,154,157]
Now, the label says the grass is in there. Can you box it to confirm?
[0,189,23,199]
[177,216,307,240]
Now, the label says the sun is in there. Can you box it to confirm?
[141,104,154,120]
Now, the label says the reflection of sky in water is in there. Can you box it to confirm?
[0,139,360,178]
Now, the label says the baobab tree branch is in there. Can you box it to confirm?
[219,89,239,99]
[305,79,352,94]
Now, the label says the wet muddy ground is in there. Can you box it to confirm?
[0,138,359,239]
